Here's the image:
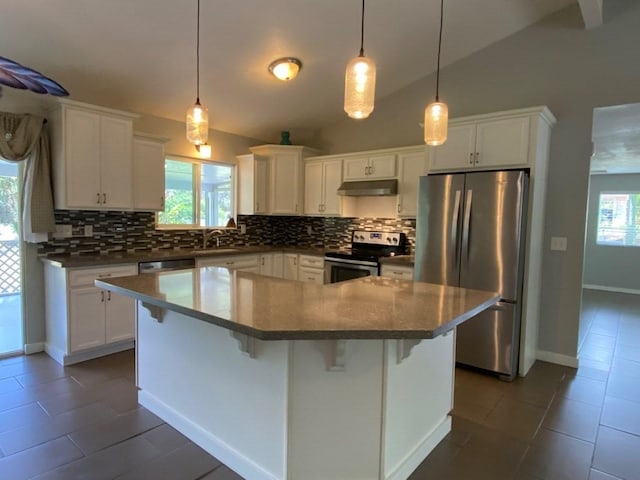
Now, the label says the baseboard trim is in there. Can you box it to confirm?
[537,350,579,369]
[45,340,135,366]
[139,390,278,480]
[385,416,451,480]
[583,284,640,295]
[23,342,45,354]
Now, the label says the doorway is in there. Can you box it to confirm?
[0,159,23,356]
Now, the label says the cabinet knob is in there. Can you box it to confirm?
[96,193,101,204]
[397,204,401,213]
[160,196,165,209]
[100,291,105,302]
[475,152,480,164]
[469,153,474,165]
[103,193,107,204]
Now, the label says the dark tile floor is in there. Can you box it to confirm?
[0,289,638,479]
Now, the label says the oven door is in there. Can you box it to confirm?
[324,258,379,284]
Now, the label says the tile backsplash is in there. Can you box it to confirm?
[38,211,416,257]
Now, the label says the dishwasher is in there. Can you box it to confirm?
[138,258,195,274]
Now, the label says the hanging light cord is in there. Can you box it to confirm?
[435,0,444,101]
[359,0,365,57]
[196,0,201,104]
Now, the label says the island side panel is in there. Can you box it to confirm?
[382,332,455,480]
[136,305,289,480]
[287,340,385,480]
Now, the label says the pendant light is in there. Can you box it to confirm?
[186,0,208,146]
[344,0,376,119]
[424,0,448,146]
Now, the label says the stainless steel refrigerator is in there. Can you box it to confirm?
[414,170,528,380]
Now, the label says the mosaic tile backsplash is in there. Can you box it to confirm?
[37,211,417,257]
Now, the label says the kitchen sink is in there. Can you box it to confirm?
[190,248,241,254]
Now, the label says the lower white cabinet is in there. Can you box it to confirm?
[380,264,414,280]
[44,263,138,365]
[283,254,299,281]
[298,254,325,284]
[259,253,284,278]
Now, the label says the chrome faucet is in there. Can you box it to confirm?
[202,229,222,249]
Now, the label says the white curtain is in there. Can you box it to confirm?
[0,112,56,243]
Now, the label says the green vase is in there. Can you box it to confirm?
[280,131,292,145]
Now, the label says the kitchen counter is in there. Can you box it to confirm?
[40,245,328,268]
[97,267,497,479]
[96,267,498,340]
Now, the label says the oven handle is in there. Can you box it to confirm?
[323,257,379,268]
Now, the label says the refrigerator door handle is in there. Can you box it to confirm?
[451,190,462,266]
[487,304,508,312]
[462,189,473,264]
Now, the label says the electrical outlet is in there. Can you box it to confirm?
[61,225,72,238]
[239,224,246,234]
[550,236,567,251]
[53,224,67,239]
[84,225,93,237]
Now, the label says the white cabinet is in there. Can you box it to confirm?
[429,115,530,172]
[44,263,137,365]
[396,148,429,217]
[133,133,169,211]
[298,255,325,284]
[343,154,396,181]
[50,99,137,210]
[239,145,319,215]
[237,153,270,215]
[380,264,414,280]
[283,254,299,281]
[304,158,346,216]
[196,254,260,273]
[258,253,284,278]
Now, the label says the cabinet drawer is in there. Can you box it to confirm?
[380,265,414,280]
[299,267,325,285]
[197,255,259,269]
[298,255,324,269]
[69,265,138,287]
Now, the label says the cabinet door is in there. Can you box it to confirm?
[304,161,324,215]
[133,138,165,211]
[299,267,324,284]
[475,116,530,169]
[343,157,369,181]
[271,253,284,278]
[63,108,102,209]
[69,287,106,352]
[105,290,136,343]
[397,150,428,217]
[100,116,133,209]
[270,152,301,214]
[259,254,274,277]
[368,154,396,179]
[322,159,343,215]
[254,156,270,214]
[429,124,476,172]
[283,254,298,280]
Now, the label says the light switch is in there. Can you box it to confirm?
[84,225,93,237]
[550,236,567,251]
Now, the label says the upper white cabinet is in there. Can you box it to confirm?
[304,158,345,216]
[50,99,138,210]
[429,112,532,172]
[133,133,169,211]
[238,145,319,215]
[396,147,429,217]
[343,154,396,181]
[237,153,270,215]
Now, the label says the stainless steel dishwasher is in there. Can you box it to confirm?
[138,258,195,274]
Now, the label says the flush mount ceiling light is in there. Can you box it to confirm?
[344,0,376,119]
[186,0,209,147]
[268,57,302,81]
[424,0,448,146]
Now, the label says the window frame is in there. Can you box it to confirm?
[155,154,237,230]
[596,190,640,247]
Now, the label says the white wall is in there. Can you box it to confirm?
[583,174,640,292]
[316,1,640,361]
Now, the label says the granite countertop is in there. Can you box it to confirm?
[41,245,329,268]
[380,255,415,266]
[96,267,499,340]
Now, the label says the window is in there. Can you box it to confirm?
[596,192,640,246]
[157,156,235,229]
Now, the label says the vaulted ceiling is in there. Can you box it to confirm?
[1,0,597,143]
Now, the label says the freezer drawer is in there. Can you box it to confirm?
[455,301,520,380]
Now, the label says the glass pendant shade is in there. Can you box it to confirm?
[344,55,376,119]
[424,101,448,146]
[186,101,208,145]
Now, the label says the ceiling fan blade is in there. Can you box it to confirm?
[0,56,69,96]
[0,69,28,90]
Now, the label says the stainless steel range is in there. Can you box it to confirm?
[324,230,407,284]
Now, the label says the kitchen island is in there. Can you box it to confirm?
[97,267,498,480]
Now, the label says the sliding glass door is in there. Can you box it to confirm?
[0,160,23,356]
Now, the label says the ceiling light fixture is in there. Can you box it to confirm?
[424,0,448,146]
[186,0,208,147]
[344,0,376,119]
[268,57,302,81]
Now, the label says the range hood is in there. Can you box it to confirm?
[337,179,398,197]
